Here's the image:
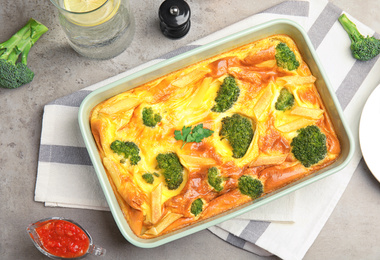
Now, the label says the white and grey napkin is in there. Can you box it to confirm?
[35,0,380,259]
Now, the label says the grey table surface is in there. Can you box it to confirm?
[1,0,380,259]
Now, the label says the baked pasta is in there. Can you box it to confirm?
[90,35,341,238]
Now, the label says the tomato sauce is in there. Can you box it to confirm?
[35,219,90,258]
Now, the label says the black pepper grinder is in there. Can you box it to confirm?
[159,0,191,39]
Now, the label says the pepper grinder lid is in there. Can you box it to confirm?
[159,0,191,39]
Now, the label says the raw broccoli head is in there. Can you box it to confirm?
[291,125,327,167]
[207,167,224,192]
[0,18,48,89]
[142,173,154,184]
[0,60,34,89]
[220,113,254,159]
[275,88,295,111]
[211,76,240,113]
[339,14,380,61]
[275,42,300,71]
[190,198,204,217]
[238,175,264,199]
[156,152,184,190]
[110,140,141,165]
[142,107,162,127]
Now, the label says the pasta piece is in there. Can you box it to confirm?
[251,154,288,166]
[276,118,314,133]
[103,157,145,210]
[151,183,163,224]
[255,60,276,68]
[243,46,276,65]
[171,67,211,88]
[99,98,140,115]
[179,154,216,168]
[227,67,241,73]
[278,75,316,85]
[254,86,272,120]
[102,157,122,189]
[187,77,214,108]
[144,212,183,236]
[290,106,324,119]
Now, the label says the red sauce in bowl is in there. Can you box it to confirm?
[35,219,90,258]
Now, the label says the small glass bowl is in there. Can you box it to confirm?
[27,217,106,259]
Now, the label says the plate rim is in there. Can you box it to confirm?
[359,83,380,183]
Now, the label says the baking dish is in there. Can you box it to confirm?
[78,19,354,248]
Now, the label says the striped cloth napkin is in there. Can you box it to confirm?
[34,0,380,259]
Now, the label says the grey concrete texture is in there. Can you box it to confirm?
[1,0,380,259]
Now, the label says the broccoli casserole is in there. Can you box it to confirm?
[90,35,341,238]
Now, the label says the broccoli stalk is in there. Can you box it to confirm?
[0,18,48,89]
[338,14,380,61]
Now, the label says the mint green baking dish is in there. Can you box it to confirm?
[78,19,354,248]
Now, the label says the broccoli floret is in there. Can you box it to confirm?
[0,19,48,89]
[220,114,254,158]
[275,88,295,111]
[291,125,327,167]
[339,14,380,61]
[156,152,184,190]
[207,167,224,192]
[142,173,154,184]
[211,76,240,113]
[142,107,162,127]
[275,42,300,71]
[110,140,141,165]
[190,198,204,217]
[238,175,264,199]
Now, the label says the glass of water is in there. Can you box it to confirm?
[50,0,135,59]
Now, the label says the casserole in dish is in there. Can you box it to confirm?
[79,19,354,247]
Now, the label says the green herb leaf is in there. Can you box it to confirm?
[174,124,214,149]
[174,126,191,142]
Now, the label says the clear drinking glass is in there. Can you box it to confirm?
[49,0,135,59]
[27,217,106,259]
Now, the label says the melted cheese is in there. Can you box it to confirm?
[90,35,341,238]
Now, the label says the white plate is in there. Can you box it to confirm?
[359,84,380,182]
